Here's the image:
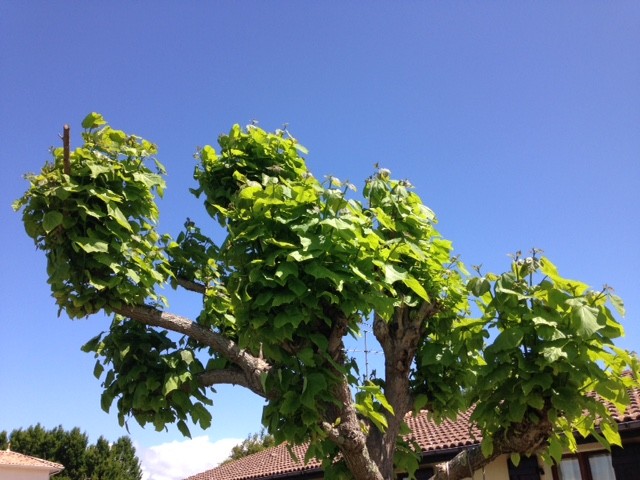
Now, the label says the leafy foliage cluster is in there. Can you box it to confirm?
[14,114,640,480]
[0,424,142,480]
[14,113,169,318]
[190,123,470,450]
[469,252,635,463]
[81,318,213,438]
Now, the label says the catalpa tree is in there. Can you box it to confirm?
[15,113,639,480]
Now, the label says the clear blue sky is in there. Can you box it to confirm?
[1,1,638,477]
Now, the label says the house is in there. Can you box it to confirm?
[186,382,640,480]
[0,448,64,480]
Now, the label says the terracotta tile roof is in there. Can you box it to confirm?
[406,408,481,453]
[0,449,64,472]
[185,442,320,480]
[185,410,481,480]
[186,378,640,480]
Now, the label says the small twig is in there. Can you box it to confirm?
[63,124,70,175]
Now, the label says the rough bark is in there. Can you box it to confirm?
[197,367,274,398]
[113,305,271,398]
[175,277,207,294]
[430,411,552,480]
[322,379,385,480]
[319,304,385,480]
[369,301,439,478]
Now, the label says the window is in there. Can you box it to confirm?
[588,453,616,479]
[553,451,615,480]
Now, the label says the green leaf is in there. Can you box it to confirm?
[93,361,104,379]
[366,409,388,431]
[373,208,396,231]
[179,350,194,365]
[548,436,563,464]
[373,390,395,415]
[507,400,526,422]
[108,129,126,143]
[384,264,407,284]
[81,333,103,352]
[309,333,328,351]
[163,375,180,396]
[43,211,63,233]
[305,262,337,280]
[275,262,299,282]
[301,373,327,408]
[88,163,112,177]
[601,420,621,447]
[294,143,309,155]
[609,293,625,317]
[126,269,141,284]
[287,277,308,297]
[480,437,494,458]
[176,419,192,438]
[271,292,298,307]
[540,346,567,362]
[238,185,262,199]
[468,277,491,297]
[569,301,601,336]
[259,372,268,392]
[75,238,109,253]
[82,112,106,129]
[288,250,315,262]
[414,394,429,412]
[491,328,524,352]
[193,402,212,429]
[402,275,429,301]
[100,391,114,413]
[107,204,133,232]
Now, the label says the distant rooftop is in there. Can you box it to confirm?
[0,449,64,474]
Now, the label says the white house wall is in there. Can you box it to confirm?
[0,466,54,480]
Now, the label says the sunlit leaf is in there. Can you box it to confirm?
[43,211,63,233]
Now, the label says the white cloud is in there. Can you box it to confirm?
[139,435,242,480]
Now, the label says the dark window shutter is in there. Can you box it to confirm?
[508,455,541,480]
[612,443,640,480]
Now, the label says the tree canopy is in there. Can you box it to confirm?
[0,424,142,480]
[14,113,640,480]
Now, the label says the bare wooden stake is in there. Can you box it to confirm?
[63,124,70,175]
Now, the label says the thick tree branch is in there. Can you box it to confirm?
[197,367,271,398]
[323,303,349,363]
[430,411,552,480]
[370,300,440,478]
[324,377,385,480]
[314,305,385,480]
[113,305,271,398]
[175,277,206,294]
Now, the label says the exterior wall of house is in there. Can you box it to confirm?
[470,454,508,480]
[0,466,54,480]
[465,441,637,480]
[430,453,550,480]
[415,454,512,480]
